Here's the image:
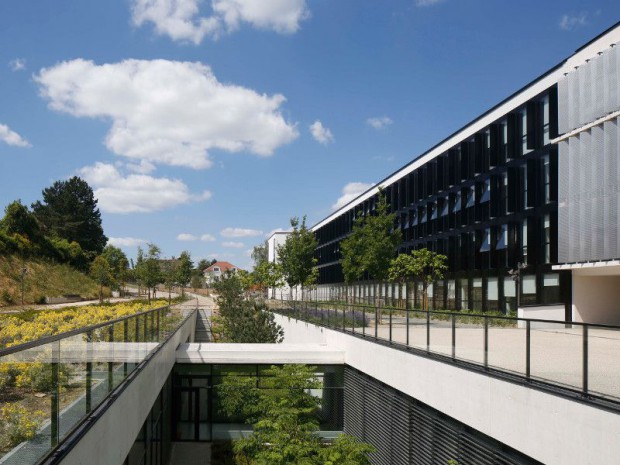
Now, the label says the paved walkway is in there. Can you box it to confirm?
[360,319,620,400]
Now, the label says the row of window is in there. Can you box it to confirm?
[316,92,556,248]
[315,272,563,313]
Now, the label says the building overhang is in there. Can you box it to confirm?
[176,343,345,364]
[553,260,620,276]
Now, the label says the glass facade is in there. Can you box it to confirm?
[171,364,344,442]
[313,88,567,314]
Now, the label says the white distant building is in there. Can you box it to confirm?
[266,231,292,299]
[203,261,241,285]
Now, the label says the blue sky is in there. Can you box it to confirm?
[0,1,618,269]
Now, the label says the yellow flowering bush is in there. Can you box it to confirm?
[0,300,169,349]
[0,403,46,448]
[0,363,20,390]
[14,362,72,393]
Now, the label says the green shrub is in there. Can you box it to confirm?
[0,364,20,391]
[0,403,45,448]
[1,289,14,305]
[15,362,73,392]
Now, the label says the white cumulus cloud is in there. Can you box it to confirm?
[177,233,198,241]
[0,124,31,148]
[35,59,298,170]
[108,237,147,247]
[559,12,588,31]
[131,0,310,44]
[309,120,333,145]
[79,162,211,214]
[366,116,393,130]
[221,227,263,238]
[222,241,245,248]
[332,182,374,211]
[8,58,26,71]
[201,233,216,242]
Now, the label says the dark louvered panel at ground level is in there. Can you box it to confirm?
[344,367,542,465]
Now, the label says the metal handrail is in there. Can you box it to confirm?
[272,299,620,407]
[283,299,620,329]
[0,304,170,357]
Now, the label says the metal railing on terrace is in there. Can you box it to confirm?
[0,305,193,465]
[269,300,620,408]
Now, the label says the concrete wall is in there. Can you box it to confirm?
[59,312,196,465]
[517,304,565,328]
[573,275,620,325]
[273,314,620,465]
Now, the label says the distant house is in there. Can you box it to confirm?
[203,261,241,285]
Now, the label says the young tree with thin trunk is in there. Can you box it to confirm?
[340,192,401,303]
[176,251,193,297]
[90,255,112,303]
[136,243,162,303]
[388,248,447,311]
[277,216,318,300]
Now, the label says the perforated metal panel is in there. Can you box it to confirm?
[559,41,620,133]
[559,118,620,263]
[344,368,540,465]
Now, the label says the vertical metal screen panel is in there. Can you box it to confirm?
[603,119,618,259]
[592,125,605,260]
[569,67,580,131]
[558,75,569,134]
[557,44,620,263]
[580,60,593,126]
[593,54,605,123]
[604,45,618,113]
[558,140,570,262]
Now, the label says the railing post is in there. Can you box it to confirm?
[51,359,59,447]
[362,306,366,337]
[526,320,531,379]
[86,330,93,413]
[426,309,430,352]
[406,308,410,347]
[352,305,355,334]
[123,319,129,377]
[389,308,393,343]
[374,306,378,340]
[342,303,346,331]
[451,314,456,360]
[484,316,489,369]
[583,324,589,396]
[156,309,160,339]
[108,325,114,391]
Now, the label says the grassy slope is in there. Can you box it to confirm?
[0,255,100,306]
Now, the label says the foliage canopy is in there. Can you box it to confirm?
[340,193,401,282]
[31,177,107,255]
[277,216,318,291]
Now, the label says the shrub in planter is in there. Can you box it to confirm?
[0,403,45,448]
[0,363,21,391]
[14,362,72,392]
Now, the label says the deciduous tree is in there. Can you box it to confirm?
[90,255,112,303]
[277,216,318,299]
[340,193,401,283]
[176,251,193,296]
[388,248,447,311]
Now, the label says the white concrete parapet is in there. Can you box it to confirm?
[176,343,345,365]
